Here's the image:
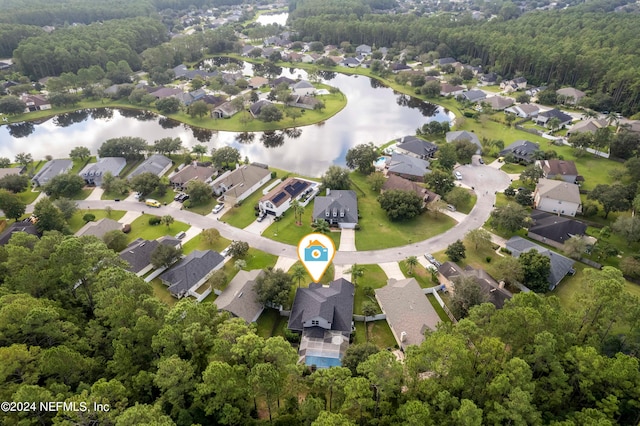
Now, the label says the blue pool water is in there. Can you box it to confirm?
[305,356,342,368]
[374,156,387,168]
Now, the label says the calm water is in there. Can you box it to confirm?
[0,71,452,176]
[255,12,288,26]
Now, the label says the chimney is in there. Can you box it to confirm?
[400,331,407,342]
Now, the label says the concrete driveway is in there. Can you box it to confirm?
[244,217,272,235]
[379,262,405,280]
[180,226,202,244]
[118,211,142,225]
[86,187,104,200]
[338,229,356,251]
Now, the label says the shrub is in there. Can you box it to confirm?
[83,213,96,223]
[500,247,512,254]
[148,216,161,225]
[122,224,131,233]
[271,171,277,179]
[485,256,492,263]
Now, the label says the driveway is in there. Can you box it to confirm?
[378,262,405,280]
[118,211,142,225]
[244,217,271,235]
[274,256,297,272]
[86,187,104,201]
[338,229,356,251]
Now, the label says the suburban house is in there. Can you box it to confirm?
[386,152,431,181]
[505,103,540,118]
[446,130,482,155]
[355,44,372,55]
[290,80,316,96]
[174,89,206,106]
[479,72,498,84]
[249,99,273,118]
[460,89,486,103]
[169,164,216,190]
[499,140,540,163]
[119,237,182,276]
[259,177,315,217]
[566,119,608,137]
[271,76,295,87]
[438,262,513,309]
[128,154,172,179]
[79,157,127,187]
[381,174,440,207]
[248,76,269,89]
[556,87,586,105]
[533,178,582,217]
[31,159,72,187]
[210,164,271,204]
[440,83,465,97]
[395,135,438,159]
[76,218,122,239]
[215,269,265,323]
[535,109,573,128]
[506,236,575,290]
[340,57,360,68]
[20,94,51,112]
[375,278,441,349]
[437,57,457,66]
[212,101,242,118]
[535,159,583,184]
[528,209,590,250]
[0,221,39,246]
[500,77,527,92]
[0,167,22,180]
[149,87,183,100]
[484,95,514,111]
[312,189,358,229]
[158,250,225,299]
[288,279,355,368]
[287,95,320,110]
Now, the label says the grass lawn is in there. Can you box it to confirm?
[427,293,451,323]
[71,188,93,200]
[354,264,387,315]
[125,214,190,243]
[433,245,502,280]
[186,197,218,215]
[262,209,341,249]
[399,260,437,288]
[500,162,526,174]
[70,157,96,174]
[181,233,232,254]
[150,278,177,307]
[456,192,477,214]
[287,261,335,286]
[256,308,288,339]
[17,189,40,204]
[353,320,397,349]
[221,179,275,228]
[350,172,456,250]
[101,190,130,200]
[67,209,126,233]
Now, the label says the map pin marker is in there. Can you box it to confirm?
[297,233,336,283]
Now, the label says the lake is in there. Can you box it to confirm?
[255,12,288,26]
[0,70,452,177]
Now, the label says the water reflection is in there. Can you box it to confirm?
[54,110,89,127]
[192,127,214,143]
[255,12,288,26]
[119,109,157,121]
[159,117,181,129]
[7,122,34,138]
[283,127,302,139]
[260,131,285,148]
[236,132,256,144]
[370,79,385,89]
[318,71,336,81]
[396,94,440,117]
[89,108,114,120]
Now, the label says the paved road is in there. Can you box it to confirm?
[26,164,510,265]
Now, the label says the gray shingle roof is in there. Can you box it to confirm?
[528,210,587,245]
[462,89,486,103]
[288,279,355,334]
[128,154,172,179]
[79,157,127,187]
[387,152,431,178]
[119,238,161,274]
[31,159,73,186]
[500,140,540,162]
[396,136,438,157]
[312,190,358,224]
[76,218,122,238]
[0,222,39,245]
[446,131,482,154]
[159,250,224,298]
[216,269,264,322]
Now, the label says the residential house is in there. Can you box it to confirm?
[201,95,225,107]
[505,103,540,118]
[355,44,372,55]
[215,269,265,323]
[440,83,465,97]
[340,57,360,68]
[79,157,127,187]
[288,279,355,368]
[119,237,182,276]
[506,236,575,290]
[149,87,183,99]
[175,88,206,106]
[172,64,188,78]
[535,159,582,184]
[212,101,242,118]
[381,174,440,208]
[499,140,540,163]
[259,177,314,217]
[438,262,513,309]
[526,86,547,97]
[527,210,589,250]
[287,95,320,110]
[390,62,411,73]
[479,72,498,85]
[535,109,573,128]
[169,164,216,190]
[395,135,438,159]
[31,159,73,187]
[446,131,482,155]
[0,221,39,246]
[159,250,225,299]
[533,178,582,217]
[312,189,358,229]
[76,218,122,239]
[271,76,295,87]
[437,57,457,66]
[20,94,51,112]
[375,278,441,349]
[386,152,431,181]
[566,119,608,137]
[248,76,269,89]
[0,168,22,180]
[211,164,271,204]
[484,96,514,111]
[128,154,172,179]
[556,87,586,105]
[290,80,316,96]
[249,99,273,118]
[461,89,486,103]
[500,77,527,92]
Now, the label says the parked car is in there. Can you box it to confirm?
[454,171,463,180]
[220,247,230,257]
[478,158,484,164]
[424,253,441,268]
[256,212,266,222]
[446,204,456,212]
[175,231,187,240]
[212,203,224,214]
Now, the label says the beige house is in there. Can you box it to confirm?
[533,178,582,217]
[210,164,271,204]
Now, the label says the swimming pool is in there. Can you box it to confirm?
[305,356,342,369]
[374,156,388,168]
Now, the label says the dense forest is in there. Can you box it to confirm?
[289,0,640,114]
[0,231,639,425]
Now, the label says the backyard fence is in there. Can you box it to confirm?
[423,285,457,323]
[353,314,386,322]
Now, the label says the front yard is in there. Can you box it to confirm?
[125,214,190,243]
[67,209,126,233]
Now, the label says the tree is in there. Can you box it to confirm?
[234,259,247,270]
[151,243,182,268]
[286,108,302,123]
[367,172,386,193]
[102,230,128,252]
[445,239,466,262]
[519,164,544,186]
[188,100,209,118]
[588,184,632,218]
[465,228,492,251]
[53,198,77,220]
[32,198,66,233]
[0,189,26,221]
[547,117,562,132]
[258,104,283,122]
[436,143,457,170]
[313,219,331,234]
[185,180,211,205]
[516,93,531,104]
[0,158,10,168]
[201,228,220,246]
[421,80,441,97]
[191,144,207,160]
[98,137,147,160]
[227,241,249,259]
[0,96,27,115]
[519,250,551,293]
[346,264,364,285]
[154,137,182,155]
[342,343,379,375]
[563,235,588,259]
[377,190,423,221]
[321,166,351,190]
[130,172,160,197]
[0,173,29,193]
[444,187,471,209]
[15,152,33,168]
[156,97,181,115]
[115,404,175,426]
[291,198,305,225]
[44,173,85,199]
[505,114,516,127]
[290,263,307,288]
[493,256,524,285]
[612,215,640,246]
[450,275,489,319]
[255,268,292,307]
[69,146,91,161]
[345,143,378,175]
[490,203,529,232]
[515,188,533,206]
[424,169,455,196]
[406,256,418,274]
[453,139,479,164]
[211,146,241,169]
[161,215,174,229]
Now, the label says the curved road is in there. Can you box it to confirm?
[28,162,511,266]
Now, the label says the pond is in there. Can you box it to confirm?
[0,70,452,177]
[255,12,288,26]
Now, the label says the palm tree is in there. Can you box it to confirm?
[606,112,620,129]
[361,301,378,341]
[161,215,174,229]
[547,117,561,133]
[291,264,306,288]
[313,219,330,234]
[192,144,207,160]
[291,198,305,226]
[582,109,598,120]
[406,256,418,275]
[346,263,365,286]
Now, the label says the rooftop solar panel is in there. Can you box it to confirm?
[273,192,286,204]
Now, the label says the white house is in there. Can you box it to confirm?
[259,177,315,217]
[533,178,582,217]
